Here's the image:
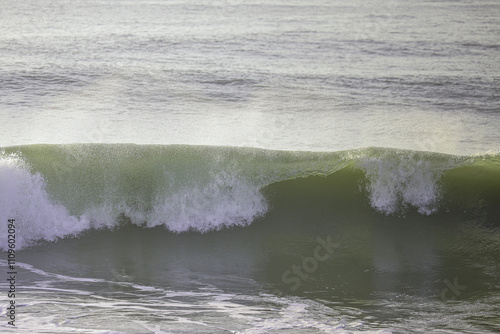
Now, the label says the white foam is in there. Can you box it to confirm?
[148,171,268,232]
[357,154,445,215]
[78,170,269,232]
[0,152,269,249]
[0,152,90,250]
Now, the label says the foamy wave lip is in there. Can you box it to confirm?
[0,152,90,250]
[147,171,268,232]
[356,154,445,215]
[81,171,269,232]
[0,151,269,249]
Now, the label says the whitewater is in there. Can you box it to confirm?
[1,144,498,251]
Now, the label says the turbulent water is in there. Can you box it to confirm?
[0,144,499,249]
[1,144,499,333]
[1,0,500,333]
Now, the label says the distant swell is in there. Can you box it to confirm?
[1,144,499,250]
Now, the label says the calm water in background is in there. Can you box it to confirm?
[1,0,500,333]
[1,0,499,153]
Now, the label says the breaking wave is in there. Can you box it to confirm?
[1,144,498,249]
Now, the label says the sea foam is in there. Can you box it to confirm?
[0,152,89,250]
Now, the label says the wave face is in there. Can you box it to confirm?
[1,144,499,250]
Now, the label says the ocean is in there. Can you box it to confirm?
[1,0,500,333]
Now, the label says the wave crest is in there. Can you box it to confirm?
[0,152,88,249]
[1,144,497,249]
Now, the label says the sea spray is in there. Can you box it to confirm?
[1,144,496,250]
[354,149,460,215]
[0,151,88,250]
